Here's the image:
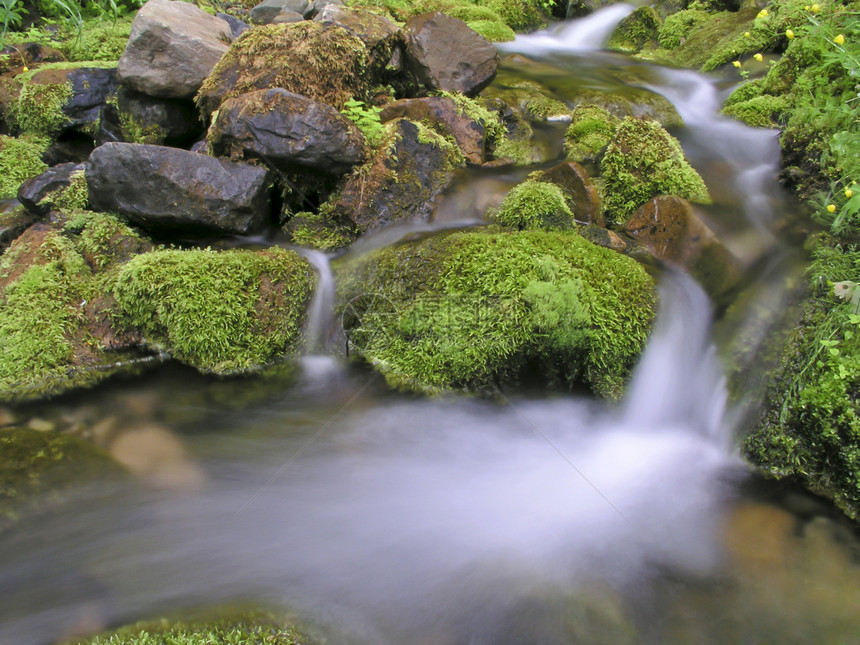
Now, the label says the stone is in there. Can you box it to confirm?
[117,0,231,99]
[537,161,604,226]
[305,0,343,19]
[0,42,64,67]
[96,85,202,147]
[401,12,499,96]
[17,162,86,216]
[327,119,464,233]
[314,4,398,48]
[380,96,486,164]
[0,206,39,254]
[208,88,365,175]
[86,142,272,236]
[249,0,309,24]
[271,10,305,23]
[216,13,250,40]
[625,195,741,296]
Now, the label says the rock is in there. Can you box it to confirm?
[96,85,202,147]
[606,5,661,54]
[216,12,250,39]
[196,22,371,117]
[271,10,305,23]
[537,161,603,226]
[249,0,309,24]
[208,88,365,175]
[117,0,232,99]
[401,12,499,96]
[314,4,398,48]
[108,423,205,490]
[0,207,39,254]
[306,0,344,19]
[578,224,627,252]
[0,42,65,67]
[41,136,94,166]
[0,134,49,200]
[380,96,486,164]
[86,142,272,236]
[491,179,575,230]
[327,119,464,233]
[564,105,619,164]
[337,228,656,398]
[625,195,741,296]
[17,162,86,216]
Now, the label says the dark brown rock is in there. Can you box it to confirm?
[537,161,603,226]
[17,162,85,216]
[401,12,499,96]
[0,205,39,254]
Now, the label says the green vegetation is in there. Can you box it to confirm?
[564,105,619,163]
[112,247,315,374]
[337,228,655,398]
[287,209,357,250]
[492,180,575,230]
[606,5,661,54]
[341,98,384,147]
[0,134,49,199]
[600,117,711,227]
[38,168,88,211]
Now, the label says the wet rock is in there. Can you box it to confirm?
[401,12,499,96]
[327,119,464,233]
[606,5,661,54]
[117,0,232,99]
[306,0,343,18]
[216,12,250,39]
[314,4,398,48]
[41,136,95,166]
[108,423,205,490]
[87,142,272,236]
[0,207,39,253]
[380,96,486,164]
[208,88,365,175]
[537,161,603,226]
[578,224,627,252]
[249,0,308,24]
[96,85,202,147]
[271,10,305,24]
[17,162,86,216]
[0,42,65,67]
[625,195,741,296]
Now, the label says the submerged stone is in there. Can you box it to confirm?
[337,227,656,398]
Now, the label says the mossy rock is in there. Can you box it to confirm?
[744,239,860,520]
[571,89,682,129]
[0,134,49,199]
[491,179,576,230]
[657,9,710,49]
[0,213,153,403]
[606,5,661,54]
[196,21,376,118]
[345,0,548,32]
[0,427,124,531]
[600,117,710,228]
[111,247,315,374]
[564,105,619,164]
[336,227,656,398]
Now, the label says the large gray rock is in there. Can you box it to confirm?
[208,88,365,175]
[117,0,231,99]
[249,0,308,24]
[86,143,272,236]
[401,12,499,96]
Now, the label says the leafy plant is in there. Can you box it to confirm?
[340,98,385,148]
[0,0,25,41]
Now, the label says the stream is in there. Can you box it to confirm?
[2,7,860,644]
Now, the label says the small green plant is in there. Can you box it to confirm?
[0,0,25,41]
[341,98,385,148]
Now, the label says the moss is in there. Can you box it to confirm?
[38,168,89,211]
[0,427,122,530]
[1,14,133,63]
[744,239,860,520]
[524,92,570,121]
[69,610,318,645]
[657,9,710,49]
[62,210,149,270]
[606,5,661,54]
[433,91,506,142]
[721,93,789,128]
[564,105,619,163]
[466,18,517,41]
[196,22,371,117]
[0,134,49,199]
[111,248,315,374]
[287,210,357,251]
[492,180,575,230]
[479,0,546,32]
[337,228,656,398]
[600,117,711,227]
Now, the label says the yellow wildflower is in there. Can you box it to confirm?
[754,53,764,62]
[835,34,845,45]
[810,3,820,12]
[786,29,795,39]
[733,60,742,68]
[744,31,751,38]
[827,204,837,213]
[847,188,855,198]
[757,8,769,18]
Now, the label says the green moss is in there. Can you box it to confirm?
[606,5,661,54]
[288,210,357,250]
[564,105,619,163]
[466,18,517,41]
[1,14,133,63]
[433,91,506,142]
[12,79,72,136]
[0,427,122,530]
[744,239,860,520]
[111,248,315,374]
[492,180,575,230]
[62,210,149,270]
[600,117,711,227]
[524,92,570,121]
[0,134,49,199]
[479,0,546,32]
[37,169,89,212]
[721,92,789,128]
[196,22,371,117]
[337,228,655,398]
[657,9,710,49]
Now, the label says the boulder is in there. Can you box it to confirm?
[271,10,305,23]
[314,4,398,48]
[117,0,232,99]
[625,195,741,296]
[97,85,202,147]
[208,88,365,175]
[0,207,39,254]
[537,161,603,226]
[216,13,250,40]
[249,0,309,24]
[491,179,575,230]
[327,119,464,233]
[86,142,272,236]
[305,0,343,18]
[401,12,499,96]
[380,96,486,164]
[17,162,86,216]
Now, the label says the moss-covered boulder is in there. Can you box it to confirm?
[195,21,377,118]
[538,160,603,226]
[600,117,710,228]
[491,179,575,230]
[337,228,656,398]
[0,134,49,199]
[606,5,661,54]
[564,105,619,165]
[112,247,315,374]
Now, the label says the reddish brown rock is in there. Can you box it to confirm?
[537,161,603,227]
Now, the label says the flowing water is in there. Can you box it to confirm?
[2,8,860,645]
